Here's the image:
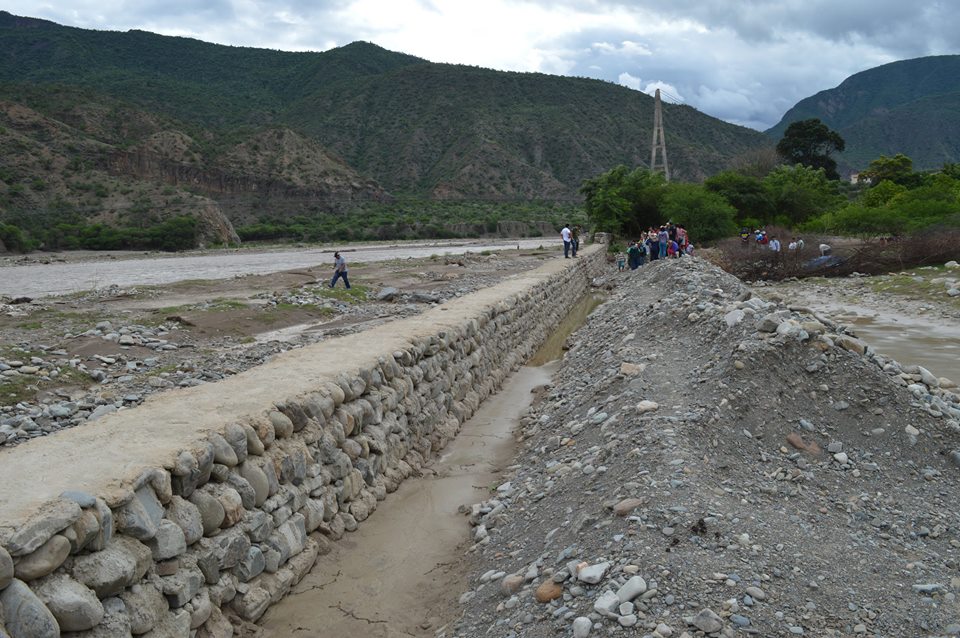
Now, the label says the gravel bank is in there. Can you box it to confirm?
[454,256,960,638]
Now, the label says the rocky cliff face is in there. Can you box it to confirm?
[102,127,391,223]
[189,197,241,246]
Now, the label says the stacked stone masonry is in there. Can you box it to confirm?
[0,246,604,637]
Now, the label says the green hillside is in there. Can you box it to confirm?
[767,55,960,171]
[0,10,771,249]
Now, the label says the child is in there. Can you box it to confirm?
[616,251,626,272]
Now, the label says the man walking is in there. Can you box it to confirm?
[330,251,351,289]
[560,224,572,258]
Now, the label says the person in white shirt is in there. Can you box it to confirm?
[560,225,572,258]
[330,251,351,289]
[769,237,781,253]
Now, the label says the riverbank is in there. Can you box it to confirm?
[764,263,960,381]
[454,256,960,637]
[0,244,558,447]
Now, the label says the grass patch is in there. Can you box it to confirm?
[0,365,92,404]
[254,302,335,324]
[312,284,369,304]
[145,363,178,376]
[16,321,43,330]
[0,374,37,403]
[208,298,249,310]
[868,271,960,306]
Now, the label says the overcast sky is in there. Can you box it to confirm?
[7,0,960,130]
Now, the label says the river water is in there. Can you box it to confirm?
[0,239,551,298]
[828,304,960,382]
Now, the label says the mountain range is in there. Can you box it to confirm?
[0,10,769,246]
[767,55,960,172]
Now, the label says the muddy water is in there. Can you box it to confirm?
[259,363,556,637]
[829,304,960,382]
[0,238,549,298]
[528,293,605,366]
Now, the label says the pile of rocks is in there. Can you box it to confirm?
[454,256,960,638]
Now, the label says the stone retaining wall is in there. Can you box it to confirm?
[0,246,605,638]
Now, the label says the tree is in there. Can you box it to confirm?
[776,118,845,180]
[763,164,843,225]
[860,153,920,187]
[860,179,906,208]
[941,162,960,181]
[704,171,774,224]
[661,184,738,242]
[581,166,665,237]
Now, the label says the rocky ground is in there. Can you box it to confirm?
[451,256,960,638]
[763,261,960,323]
[0,248,554,447]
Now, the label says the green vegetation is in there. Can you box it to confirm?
[582,165,739,242]
[868,267,960,307]
[236,201,584,243]
[0,222,29,252]
[313,284,369,304]
[0,365,91,403]
[776,118,845,180]
[803,160,960,236]
[767,55,960,171]
[584,153,960,244]
[207,298,249,310]
[0,215,199,251]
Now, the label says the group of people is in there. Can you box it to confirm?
[616,223,693,271]
[741,228,808,254]
[560,224,582,258]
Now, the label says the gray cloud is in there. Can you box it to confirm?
[5,0,959,129]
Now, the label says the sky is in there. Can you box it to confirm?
[6,0,960,130]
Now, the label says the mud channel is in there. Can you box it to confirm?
[258,295,603,637]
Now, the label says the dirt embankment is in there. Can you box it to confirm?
[453,256,960,638]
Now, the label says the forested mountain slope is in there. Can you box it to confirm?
[767,55,960,170]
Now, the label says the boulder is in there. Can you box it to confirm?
[71,536,152,598]
[146,520,187,561]
[0,545,15,590]
[0,579,60,638]
[13,535,71,581]
[33,573,104,632]
[115,487,164,541]
[165,496,203,546]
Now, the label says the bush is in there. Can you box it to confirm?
[0,223,31,252]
